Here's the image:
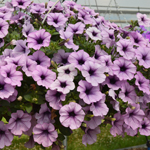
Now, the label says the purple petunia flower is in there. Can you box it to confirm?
[0,121,13,149]
[50,77,75,94]
[110,113,124,137]
[4,89,18,103]
[139,117,150,136]
[35,103,53,124]
[68,50,89,71]
[119,81,136,104]
[123,104,145,130]
[135,71,150,95]
[8,110,31,135]
[32,65,56,89]
[123,124,138,136]
[86,27,101,41]
[0,38,4,48]
[82,126,100,146]
[22,22,34,38]
[29,50,50,68]
[59,102,85,129]
[47,13,68,28]
[27,29,51,50]
[33,123,58,147]
[0,18,9,38]
[1,64,23,87]
[112,57,136,81]
[45,89,66,110]
[137,13,150,27]
[81,60,106,86]
[52,49,70,65]
[90,95,109,117]
[30,3,46,14]
[136,46,150,68]
[117,39,135,60]
[11,0,31,9]
[66,22,85,35]
[77,80,104,104]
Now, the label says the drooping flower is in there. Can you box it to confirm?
[1,64,23,87]
[68,50,89,71]
[136,46,150,68]
[81,60,106,86]
[27,29,51,50]
[112,57,136,81]
[86,27,101,41]
[139,117,150,136]
[47,13,68,28]
[28,50,50,68]
[22,22,35,37]
[0,121,13,149]
[0,18,9,38]
[117,39,135,60]
[8,110,31,135]
[82,127,100,146]
[77,80,104,104]
[45,89,66,110]
[33,123,58,147]
[32,65,56,89]
[50,77,75,94]
[57,64,77,81]
[35,103,53,124]
[66,22,85,35]
[137,13,150,27]
[135,71,150,95]
[59,102,85,129]
[123,104,145,130]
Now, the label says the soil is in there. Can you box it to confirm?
[124,148,147,150]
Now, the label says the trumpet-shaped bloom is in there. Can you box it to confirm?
[137,13,150,27]
[0,18,9,38]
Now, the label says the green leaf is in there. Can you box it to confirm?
[59,125,72,136]
[25,104,32,113]
[24,94,32,101]
[0,100,10,106]
[58,134,65,141]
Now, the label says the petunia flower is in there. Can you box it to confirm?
[0,18,9,38]
[59,102,85,129]
[137,13,150,27]
[77,80,104,104]
[123,124,138,136]
[112,57,136,81]
[32,65,56,89]
[30,3,46,14]
[11,0,31,9]
[0,121,13,149]
[0,38,4,48]
[8,110,31,135]
[33,123,58,147]
[27,29,51,50]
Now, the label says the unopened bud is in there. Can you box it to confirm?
[32,98,37,102]
[10,40,16,45]
[65,38,69,42]
[45,2,48,8]
[105,91,109,95]
[111,118,116,121]
[87,114,94,118]
[105,73,109,77]
[17,96,22,101]
[131,106,135,110]
[51,60,57,69]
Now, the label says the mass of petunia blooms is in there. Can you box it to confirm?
[1,0,150,149]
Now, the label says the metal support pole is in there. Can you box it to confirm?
[63,136,67,150]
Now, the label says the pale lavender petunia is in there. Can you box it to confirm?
[8,110,31,135]
[117,39,135,60]
[33,123,58,147]
[66,22,85,35]
[77,80,104,104]
[0,18,9,38]
[0,38,4,48]
[112,57,136,81]
[135,71,150,95]
[110,113,124,137]
[68,50,90,71]
[32,65,56,89]
[47,13,68,28]
[123,104,145,130]
[90,95,109,117]
[119,81,136,104]
[27,29,51,50]
[1,64,23,87]
[59,102,85,130]
[82,126,100,146]
[28,50,50,68]
[123,124,138,136]
[22,22,35,37]
[4,89,18,103]
[30,3,46,14]
[136,46,150,68]
[137,13,150,27]
[45,89,66,110]
[11,0,31,9]
[35,103,53,124]
[81,60,106,86]
[50,77,75,94]
[0,121,13,149]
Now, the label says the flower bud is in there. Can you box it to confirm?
[17,96,22,101]
[111,118,116,121]
[51,60,57,69]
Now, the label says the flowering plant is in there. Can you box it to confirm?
[0,0,150,149]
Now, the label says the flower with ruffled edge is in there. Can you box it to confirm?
[59,102,85,130]
[137,13,150,27]
[0,18,9,38]
[11,0,31,9]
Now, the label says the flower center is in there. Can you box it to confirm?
[60,82,67,88]
[36,59,41,65]
[53,18,58,24]
[142,55,147,60]
[134,38,139,44]
[142,123,146,129]
[65,69,70,74]
[122,46,127,52]
[109,34,114,39]
[36,37,43,44]
[85,88,91,95]
[78,59,84,65]
[69,111,76,117]
[41,75,46,80]
[92,31,97,36]
[15,118,21,122]
[141,17,145,21]
[0,84,4,90]
[0,38,3,43]
[7,72,11,78]
[109,78,117,84]
[120,65,127,72]
[42,129,49,135]
[62,58,68,64]
[125,90,129,96]
[88,68,95,76]
[0,130,5,135]
[44,111,50,116]
[129,112,134,117]
[55,91,62,98]
[18,1,23,5]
